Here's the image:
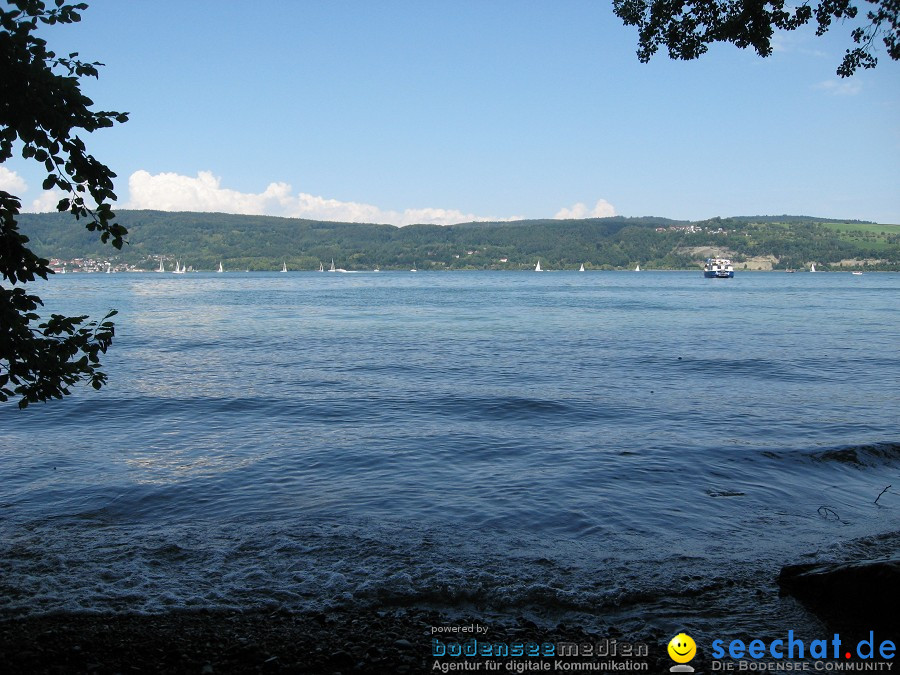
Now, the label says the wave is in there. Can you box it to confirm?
[2,393,628,429]
[0,516,760,624]
[756,441,900,467]
[671,356,821,382]
[809,442,900,467]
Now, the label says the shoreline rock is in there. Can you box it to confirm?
[777,558,900,632]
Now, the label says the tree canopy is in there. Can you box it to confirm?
[1,0,127,407]
[613,0,900,76]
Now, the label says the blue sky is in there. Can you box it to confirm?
[4,0,899,224]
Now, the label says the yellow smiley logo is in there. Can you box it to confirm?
[667,633,696,663]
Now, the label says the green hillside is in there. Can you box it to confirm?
[16,210,900,272]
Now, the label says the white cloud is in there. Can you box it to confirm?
[771,33,789,54]
[554,199,616,219]
[10,168,621,225]
[126,170,521,227]
[0,167,28,194]
[126,170,619,226]
[127,170,287,215]
[771,31,826,58]
[2,167,68,213]
[814,79,862,96]
[29,189,67,213]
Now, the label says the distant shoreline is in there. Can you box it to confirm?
[43,267,898,274]
[21,211,899,274]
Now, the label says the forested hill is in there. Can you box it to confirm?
[16,210,899,272]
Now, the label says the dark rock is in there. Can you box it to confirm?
[778,558,900,631]
[326,650,355,669]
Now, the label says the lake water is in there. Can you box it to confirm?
[1,271,898,641]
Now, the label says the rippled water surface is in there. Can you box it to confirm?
[1,271,898,638]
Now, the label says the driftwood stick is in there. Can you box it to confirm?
[817,506,840,520]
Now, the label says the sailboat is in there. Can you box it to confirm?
[157,259,165,273]
[218,261,224,273]
[173,261,185,274]
[318,262,324,272]
[634,264,641,272]
[281,261,288,273]
[327,259,350,273]
[535,260,542,272]
[410,262,418,272]
[810,263,816,273]
[579,263,585,272]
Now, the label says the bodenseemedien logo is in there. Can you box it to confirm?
[668,633,697,673]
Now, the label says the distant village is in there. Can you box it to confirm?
[49,258,135,274]
[47,257,185,274]
[654,224,728,234]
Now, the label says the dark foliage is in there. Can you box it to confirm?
[613,0,900,77]
[1,0,127,407]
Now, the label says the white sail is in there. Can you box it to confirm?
[157,259,165,273]
[535,260,542,272]
[634,264,641,272]
[282,261,287,273]
[218,261,224,273]
[810,263,816,272]
[319,262,324,272]
[329,259,336,272]
[579,263,585,272]
[173,260,185,274]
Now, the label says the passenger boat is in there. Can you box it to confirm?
[703,258,734,278]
